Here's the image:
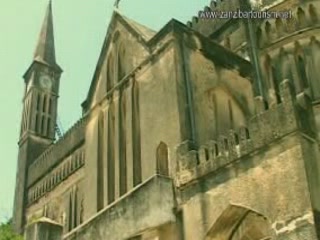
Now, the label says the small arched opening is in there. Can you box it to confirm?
[156,142,169,176]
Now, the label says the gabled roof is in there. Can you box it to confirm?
[82,12,252,112]
[82,11,156,110]
[121,14,156,41]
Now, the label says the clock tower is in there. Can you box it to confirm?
[13,0,63,233]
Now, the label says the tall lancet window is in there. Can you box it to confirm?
[74,188,78,228]
[117,42,126,83]
[68,194,72,231]
[35,93,41,133]
[119,87,127,196]
[97,112,105,211]
[42,94,47,136]
[132,79,142,186]
[107,100,115,204]
[67,187,79,232]
[106,52,115,93]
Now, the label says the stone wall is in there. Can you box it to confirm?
[179,135,318,239]
[64,176,177,240]
[27,116,88,187]
[27,147,85,206]
[175,79,319,239]
[176,79,296,186]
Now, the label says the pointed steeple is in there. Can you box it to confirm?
[34,0,57,67]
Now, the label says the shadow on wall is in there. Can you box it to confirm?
[205,204,274,240]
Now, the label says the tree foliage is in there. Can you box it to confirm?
[0,219,23,240]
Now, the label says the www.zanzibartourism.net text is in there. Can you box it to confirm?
[198,9,292,19]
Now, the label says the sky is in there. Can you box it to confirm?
[0,0,210,223]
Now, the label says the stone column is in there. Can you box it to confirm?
[25,217,63,240]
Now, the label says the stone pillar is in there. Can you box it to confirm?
[25,217,63,240]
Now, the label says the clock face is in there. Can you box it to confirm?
[39,75,53,90]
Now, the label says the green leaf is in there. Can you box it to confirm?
[0,219,23,240]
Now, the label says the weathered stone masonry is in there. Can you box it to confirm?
[13,0,320,239]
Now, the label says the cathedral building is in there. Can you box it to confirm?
[13,0,320,239]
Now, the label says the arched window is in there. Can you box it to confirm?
[106,52,115,92]
[47,117,51,137]
[97,112,104,211]
[68,187,79,231]
[119,88,127,196]
[35,113,39,133]
[132,79,142,185]
[42,94,47,113]
[41,116,45,135]
[74,188,78,228]
[117,42,126,83]
[107,101,115,204]
[68,193,72,231]
[48,97,52,115]
[36,94,41,111]
[156,142,169,176]
[80,199,84,224]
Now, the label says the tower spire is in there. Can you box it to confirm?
[34,0,57,67]
[13,0,63,233]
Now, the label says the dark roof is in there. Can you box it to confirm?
[82,11,156,110]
